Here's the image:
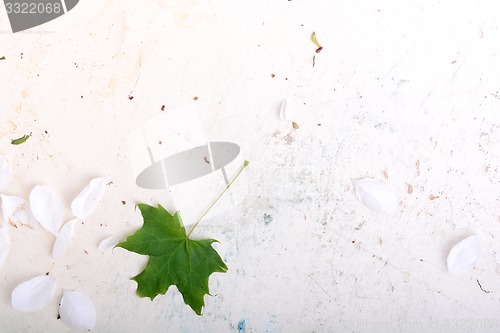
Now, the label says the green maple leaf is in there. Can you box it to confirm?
[116,203,228,315]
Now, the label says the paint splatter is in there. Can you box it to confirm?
[263,213,273,225]
[237,320,246,332]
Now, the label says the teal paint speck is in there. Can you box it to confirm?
[237,320,246,332]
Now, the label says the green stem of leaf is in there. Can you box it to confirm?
[187,160,249,238]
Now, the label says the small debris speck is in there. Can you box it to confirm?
[292,121,299,129]
[121,201,126,205]
[193,96,199,101]
[161,105,165,111]
[128,95,134,100]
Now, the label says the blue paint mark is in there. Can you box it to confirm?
[237,320,246,332]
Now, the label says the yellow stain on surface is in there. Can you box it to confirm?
[0,120,18,139]
[15,102,22,114]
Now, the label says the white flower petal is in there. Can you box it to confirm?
[98,235,118,253]
[353,178,398,215]
[447,235,483,273]
[11,275,56,312]
[29,185,64,236]
[0,227,10,269]
[60,291,96,331]
[71,178,106,219]
[1,194,37,228]
[52,219,78,259]
[279,99,288,121]
[0,155,12,191]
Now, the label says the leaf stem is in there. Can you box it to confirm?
[187,160,249,238]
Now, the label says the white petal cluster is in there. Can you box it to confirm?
[353,178,399,215]
[447,235,483,274]
[0,155,104,330]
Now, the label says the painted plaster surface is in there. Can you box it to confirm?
[1,1,500,332]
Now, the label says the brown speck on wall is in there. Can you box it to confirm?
[407,184,413,194]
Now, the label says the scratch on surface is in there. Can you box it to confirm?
[307,273,331,298]
[355,292,380,300]
[329,227,482,315]
[0,121,18,139]
[476,280,492,294]
[126,49,143,97]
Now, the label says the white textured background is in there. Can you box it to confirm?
[1,0,500,332]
